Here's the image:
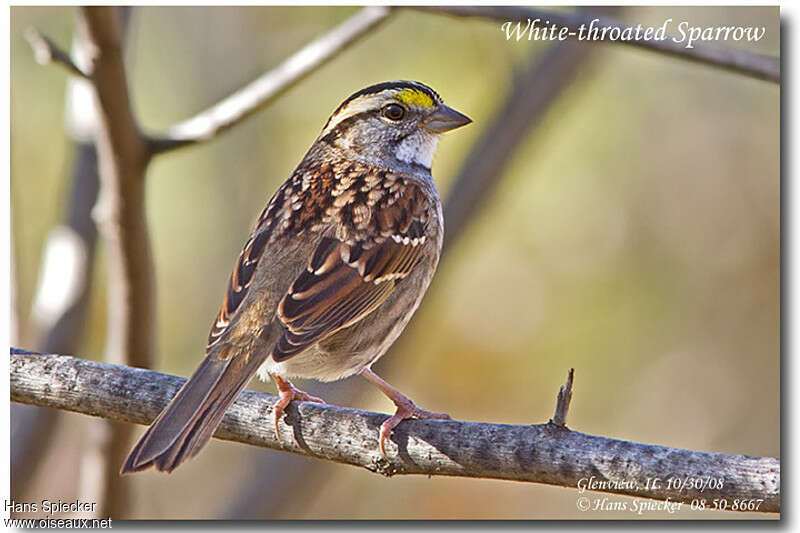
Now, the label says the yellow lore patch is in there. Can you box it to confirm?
[396,88,435,108]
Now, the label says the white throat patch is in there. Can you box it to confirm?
[395,131,439,169]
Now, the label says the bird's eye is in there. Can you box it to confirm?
[382,104,406,121]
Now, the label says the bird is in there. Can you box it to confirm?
[121,80,471,473]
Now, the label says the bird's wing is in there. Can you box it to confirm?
[203,165,309,352]
[272,173,433,362]
[273,230,427,361]
[206,161,434,361]
[205,223,274,351]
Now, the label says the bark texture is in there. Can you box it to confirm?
[10,349,780,514]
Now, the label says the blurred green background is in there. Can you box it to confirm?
[10,6,779,519]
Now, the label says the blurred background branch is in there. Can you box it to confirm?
[10,349,781,514]
[10,146,99,499]
[24,27,89,78]
[70,6,139,519]
[413,6,780,83]
[148,6,391,154]
[12,8,111,509]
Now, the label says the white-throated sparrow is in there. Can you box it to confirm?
[122,81,471,473]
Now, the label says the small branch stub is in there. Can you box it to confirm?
[24,27,90,79]
[551,368,574,427]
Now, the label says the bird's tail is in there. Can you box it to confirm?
[120,348,269,474]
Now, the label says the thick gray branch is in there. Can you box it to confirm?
[414,6,779,84]
[10,349,780,514]
[147,6,391,154]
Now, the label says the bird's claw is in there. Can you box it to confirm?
[272,379,325,444]
[378,400,451,458]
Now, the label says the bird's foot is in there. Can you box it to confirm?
[359,368,450,458]
[272,375,325,443]
[379,395,451,459]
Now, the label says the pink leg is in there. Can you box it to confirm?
[360,368,450,457]
[271,374,325,442]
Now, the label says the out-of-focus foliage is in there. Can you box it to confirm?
[11,6,778,519]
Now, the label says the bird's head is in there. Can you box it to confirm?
[318,80,471,170]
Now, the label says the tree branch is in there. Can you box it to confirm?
[10,349,780,514]
[24,27,90,79]
[147,6,391,155]
[80,7,154,371]
[412,6,780,84]
[74,7,145,518]
[550,368,574,427]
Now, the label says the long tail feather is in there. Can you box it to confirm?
[120,349,269,474]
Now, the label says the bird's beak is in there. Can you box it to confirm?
[424,104,472,133]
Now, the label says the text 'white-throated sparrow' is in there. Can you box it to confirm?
[122,81,471,473]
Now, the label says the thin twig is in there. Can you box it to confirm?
[551,368,574,427]
[147,6,392,155]
[10,349,780,514]
[412,6,780,84]
[24,27,90,79]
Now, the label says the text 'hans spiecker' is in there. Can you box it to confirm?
[5,499,97,514]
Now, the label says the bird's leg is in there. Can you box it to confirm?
[271,374,325,443]
[360,368,451,457]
